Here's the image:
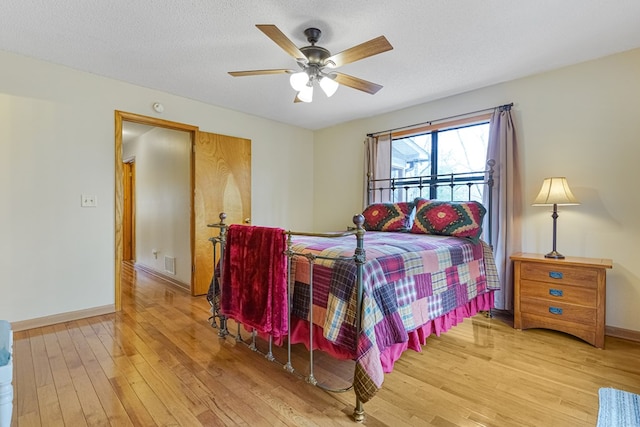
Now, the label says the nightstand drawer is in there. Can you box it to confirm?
[520,298,596,325]
[512,253,612,348]
[520,262,598,289]
[520,280,597,307]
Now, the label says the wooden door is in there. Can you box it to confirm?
[122,160,136,261]
[193,131,251,296]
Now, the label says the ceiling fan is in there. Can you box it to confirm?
[228,25,393,103]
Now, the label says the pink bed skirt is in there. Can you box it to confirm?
[288,291,494,373]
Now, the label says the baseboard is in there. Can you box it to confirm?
[11,304,115,332]
[135,263,190,292]
[605,325,640,343]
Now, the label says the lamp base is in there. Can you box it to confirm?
[544,250,565,259]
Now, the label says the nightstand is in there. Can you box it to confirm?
[511,252,613,348]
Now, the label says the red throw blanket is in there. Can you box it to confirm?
[220,224,288,339]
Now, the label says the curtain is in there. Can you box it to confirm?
[484,106,522,311]
[363,133,392,207]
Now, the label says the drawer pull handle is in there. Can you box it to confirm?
[549,271,563,279]
[549,289,563,297]
[549,307,563,315]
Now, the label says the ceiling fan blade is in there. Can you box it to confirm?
[325,36,393,68]
[228,69,293,77]
[333,72,383,95]
[256,24,306,60]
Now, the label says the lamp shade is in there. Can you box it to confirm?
[290,71,309,91]
[319,75,339,97]
[298,84,313,103]
[532,177,580,206]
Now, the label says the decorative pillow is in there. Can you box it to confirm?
[410,198,486,242]
[362,202,415,232]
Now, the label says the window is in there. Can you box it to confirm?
[390,120,490,202]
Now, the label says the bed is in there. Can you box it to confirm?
[207,161,499,422]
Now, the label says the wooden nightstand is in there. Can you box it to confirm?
[511,252,612,348]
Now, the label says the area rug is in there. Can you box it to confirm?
[597,387,640,427]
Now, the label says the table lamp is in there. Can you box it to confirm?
[532,177,580,259]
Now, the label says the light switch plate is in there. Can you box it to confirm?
[81,194,98,207]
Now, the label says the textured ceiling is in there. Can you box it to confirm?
[2,1,640,130]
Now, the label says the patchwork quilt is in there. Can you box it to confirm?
[288,231,500,402]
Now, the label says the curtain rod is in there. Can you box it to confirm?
[366,102,513,137]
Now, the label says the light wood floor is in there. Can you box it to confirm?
[9,263,640,426]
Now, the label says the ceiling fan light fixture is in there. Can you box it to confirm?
[298,84,313,103]
[290,71,309,91]
[229,25,393,103]
[319,75,339,97]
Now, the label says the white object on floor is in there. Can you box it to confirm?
[597,387,640,427]
[0,320,13,427]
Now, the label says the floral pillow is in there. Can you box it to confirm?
[410,198,486,242]
[362,202,415,232]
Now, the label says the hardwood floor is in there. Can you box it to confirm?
[10,264,640,426]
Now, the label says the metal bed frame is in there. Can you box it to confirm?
[207,160,495,422]
[368,159,495,247]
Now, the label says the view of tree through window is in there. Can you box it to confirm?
[391,121,490,202]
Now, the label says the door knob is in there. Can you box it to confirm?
[244,218,251,224]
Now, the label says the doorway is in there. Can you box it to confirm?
[122,159,135,262]
[114,111,252,309]
[115,111,198,310]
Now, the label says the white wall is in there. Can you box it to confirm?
[0,50,314,323]
[3,45,638,333]
[314,48,640,332]
[124,128,192,285]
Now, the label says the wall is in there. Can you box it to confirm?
[314,48,640,332]
[3,45,638,332]
[0,50,314,324]
[123,128,191,286]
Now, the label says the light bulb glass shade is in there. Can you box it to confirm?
[319,76,339,97]
[289,71,309,91]
[298,84,313,103]
[532,177,580,206]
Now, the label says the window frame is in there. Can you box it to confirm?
[390,113,491,202]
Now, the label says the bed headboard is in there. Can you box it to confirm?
[367,159,495,245]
